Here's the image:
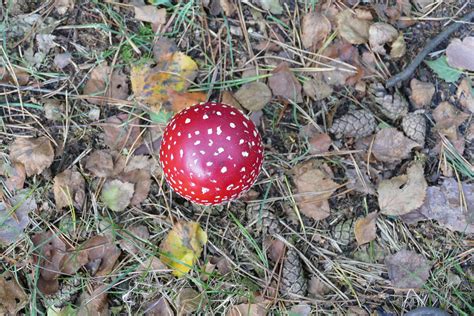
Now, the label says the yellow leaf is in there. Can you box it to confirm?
[159,221,207,277]
[131,52,199,114]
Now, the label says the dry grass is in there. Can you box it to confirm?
[1,0,473,315]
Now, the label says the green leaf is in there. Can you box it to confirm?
[425,56,463,83]
[149,110,173,124]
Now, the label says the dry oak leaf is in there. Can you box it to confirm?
[159,221,207,277]
[53,168,85,210]
[293,161,340,220]
[221,90,244,111]
[0,192,36,246]
[83,63,108,105]
[410,79,435,108]
[446,37,474,71]
[0,272,28,315]
[369,22,398,55]
[336,9,370,44]
[234,82,272,111]
[131,51,199,113]
[377,162,427,216]
[385,249,431,289]
[354,212,378,246]
[103,113,142,150]
[114,154,153,206]
[268,62,303,103]
[9,136,54,176]
[301,12,331,49]
[372,128,419,163]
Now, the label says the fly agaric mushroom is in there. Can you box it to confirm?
[159,102,264,205]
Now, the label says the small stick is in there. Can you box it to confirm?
[386,10,474,88]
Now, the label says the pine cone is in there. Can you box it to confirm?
[329,109,377,138]
[280,247,307,297]
[402,112,426,145]
[370,83,408,120]
[247,204,281,236]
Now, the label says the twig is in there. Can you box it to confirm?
[386,10,474,88]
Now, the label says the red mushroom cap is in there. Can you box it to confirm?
[159,102,264,205]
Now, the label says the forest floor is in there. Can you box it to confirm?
[0,0,473,315]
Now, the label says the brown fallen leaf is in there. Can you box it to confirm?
[166,90,207,113]
[53,52,72,69]
[143,296,173,316]
[0,161,26,192]
[302,76,333,101]
[77,285,109,316]
[385,249,431,289]
[227,302,267,316]
[410,79,435,108]
[290,304,312,316]
[412,179,474,233]
[119,225,150,255]
[390,33,406,59]
[134,5,167,32]
[234,82,272,111]
[354,212,378,246]
[9,136,54,176]
[0,272,28,315]
[336,9,370,44]
[0,66,29,85]
[307,133,332,154]
[372,128,419,163]
[446,37,474,71]
[377,162,427,216]
[266,237,286,263]
[308,275,330,297]
[81,235,121,276]
[432,101,469,140]
[456,78,474,113]
[293,161,340,220]
[109,69,129,100]
[103,113,142,150]
[53,168,85,210]
[85,150,115,178]
[268,63,303,103]
[176,287,206,315]
[221,90,244,111]
[114,154,153,205]
[301,12,331,49]
[139,256,167,273]
[369,22,398,55]
[31,231,67,295]
[54,0,74,15]
[83,63,109,105]
[0,192,36,246]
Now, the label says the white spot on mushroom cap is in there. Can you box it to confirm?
[221,166,227,173]
[208,128,212,134]
[206,161,213,166]
[239,139,244,145]
[180,149,184,158]
[185,118,191,124]
[242,151,249,157]
[203,114,209,119]
[194,140,201,145]
[216,126,222,135]
[230,122,236,128]
[202,187,210,194]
